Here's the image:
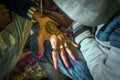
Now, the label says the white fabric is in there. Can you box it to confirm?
[53,0,120,26]
[78,26,120,80]
[75,30,93,44]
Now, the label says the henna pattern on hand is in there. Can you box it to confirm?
[45,21,60,35]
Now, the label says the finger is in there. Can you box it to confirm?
[50,35,59,48]
[37,36,44,59]
[60,34,80,49]
[50,35,59,71]
[58,35,71,68]
[59,34,78,61]
[70,40,81,49]
[52,49,59,71]
[60,48,70,69]
[64,42,78,62]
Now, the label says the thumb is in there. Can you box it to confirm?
[37,35,45,59]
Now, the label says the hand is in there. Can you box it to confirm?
[43,9,73,27]
[33,11,80,71]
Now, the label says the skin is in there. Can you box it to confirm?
[33,11,79,70]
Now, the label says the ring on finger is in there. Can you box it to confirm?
[59,45,64,49]
[64,42,69,49]
[65,46,69,49]
[65,45,69,49]
[52,48,59,52]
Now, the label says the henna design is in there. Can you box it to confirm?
[45,21,60,35]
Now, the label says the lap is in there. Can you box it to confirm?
[30,23,93,80]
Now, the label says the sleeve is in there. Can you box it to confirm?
[73,23,120,79]
[0,0,38,20]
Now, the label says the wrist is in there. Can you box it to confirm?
[33,10,42,22]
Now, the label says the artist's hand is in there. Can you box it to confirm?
[33,11,80,71]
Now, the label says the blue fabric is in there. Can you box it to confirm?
[109,27,120,48]
[30,23,93,80]
[97,14,120,48]
[0,0,37,19]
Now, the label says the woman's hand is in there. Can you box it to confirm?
[33,11,80,71]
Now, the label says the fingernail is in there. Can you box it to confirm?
[38,53,42,59]
[55,66,59,72]
[73,57,78,62]
[77,44,81,49]
[67,64,71,69]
